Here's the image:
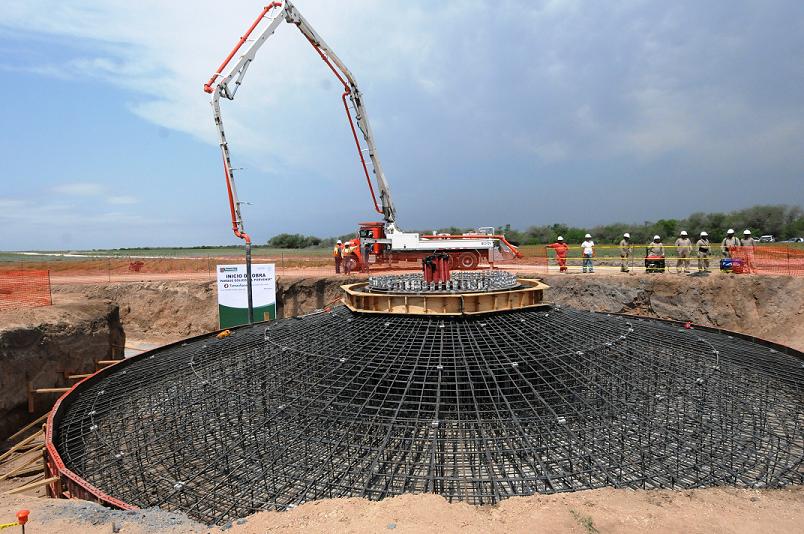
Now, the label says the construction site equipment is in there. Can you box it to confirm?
[45,283,803,525]
[203,0,522,316]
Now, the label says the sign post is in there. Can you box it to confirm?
[216,263,276,328]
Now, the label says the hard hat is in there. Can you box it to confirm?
[337,240,342,244]
[557,236,564,241]
[743,229,751,235]
[623,233,630,238]
[727,228,735,234]
[701,231,708,237]
[680,230,688,236]
[584,233,592,239]
[653,235,661,240]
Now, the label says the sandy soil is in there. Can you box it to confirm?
[49,271,804,350]
[0,487,801,533]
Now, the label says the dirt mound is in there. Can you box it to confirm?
[539,273,804,351]
[1,486,801,533]
[0,301,124,441]
[52,273,804,351]
[53,276,364,341]
[53,281,218,340]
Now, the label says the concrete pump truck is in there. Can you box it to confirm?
[204,0,522,315]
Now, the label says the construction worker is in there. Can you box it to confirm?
[742,229,756,247]
[619,233,632,272]
[721,228,741,258]
[342,241,354,274]
[674,230,693,273]
[333,240,344,274]
[742,229,757,273]
[696,231,711,272]
[645,235,665,272]
[362,241,372,273]
[546,236,569,273]
[581,233,595,273]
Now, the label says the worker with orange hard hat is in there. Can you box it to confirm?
[546,236,569,273]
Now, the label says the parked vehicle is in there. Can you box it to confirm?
[759,235,775,243]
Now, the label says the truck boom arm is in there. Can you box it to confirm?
[203,0,397,246]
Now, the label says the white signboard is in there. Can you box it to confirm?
[216,263,276,327]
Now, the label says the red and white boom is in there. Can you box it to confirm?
[203,0,397,250]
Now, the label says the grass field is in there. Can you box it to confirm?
[0,246,331,263]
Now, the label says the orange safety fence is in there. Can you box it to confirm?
[0,270,52,311]
[731,245,804,276]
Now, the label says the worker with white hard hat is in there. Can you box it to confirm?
[619,232,633,273]
[644,235,665,273]
[674,230,693,274]
[696,231,711,272]
[741,229,757,273]
[647,235,665,258]
[721,228,741,258]
[333,239,344,274]
[580,233,595,273]
[546,236,570,273]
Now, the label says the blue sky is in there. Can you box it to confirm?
[1,0,803,250]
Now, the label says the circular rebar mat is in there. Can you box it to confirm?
[368,270,519,293]
[54,306,804,525]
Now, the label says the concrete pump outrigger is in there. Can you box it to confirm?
[204,0,520,322]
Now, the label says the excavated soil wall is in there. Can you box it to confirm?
[51,273,804,351]
[0,302,124,442]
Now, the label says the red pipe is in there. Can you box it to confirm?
[305,35,382,215]
[204,2,284,94]
[341,91,382,214]
[221,153,252,244]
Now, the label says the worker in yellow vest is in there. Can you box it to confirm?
[333,240,344,274]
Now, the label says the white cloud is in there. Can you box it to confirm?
[49,182,138,205]
[51,182,105,196]
[0,0,457,175]
[107,195,139,205]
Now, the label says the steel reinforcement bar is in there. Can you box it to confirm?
[45,307,804,525]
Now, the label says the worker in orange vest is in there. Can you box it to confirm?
[333,240,344,274]
[546,236,569,273]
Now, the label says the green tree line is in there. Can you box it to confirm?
[265,205,804,248]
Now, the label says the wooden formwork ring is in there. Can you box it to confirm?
[341,278,550,316]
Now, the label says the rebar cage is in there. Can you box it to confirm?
[52,306,803,525]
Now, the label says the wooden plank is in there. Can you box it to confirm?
[33,388,71,394]
[0,448,45,480]
[4,464,44,479]
[5,476,59,495]
[0,431,41,463]
[6,413,48,443]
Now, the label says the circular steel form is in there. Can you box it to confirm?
[50,307,803,525]
[368,270,519,293]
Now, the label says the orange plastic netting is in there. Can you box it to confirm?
[0,270,52,311]
[731,245,804,276]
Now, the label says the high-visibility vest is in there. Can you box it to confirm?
[333,245,343,258]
